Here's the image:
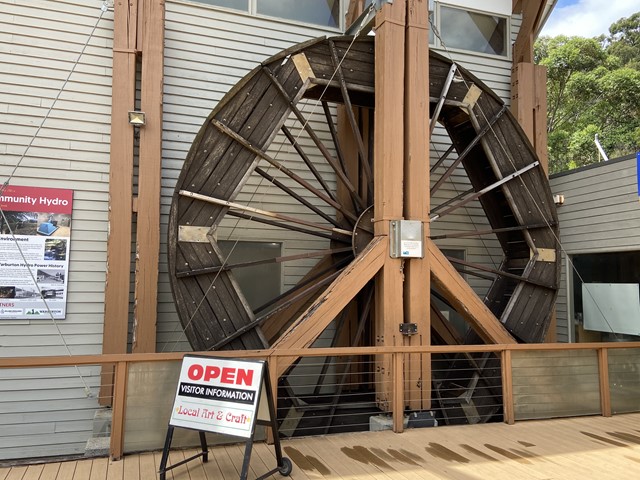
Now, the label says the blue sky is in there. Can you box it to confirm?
[541,0,639,38]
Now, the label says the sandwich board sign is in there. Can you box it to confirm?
[169,355,266,437]
[160,354,291,480]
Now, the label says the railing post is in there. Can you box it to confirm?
[598,348,612,417]
[501,349,514,425]
[392,351,404,433]
[266,355,278,444]
[110,360,128,460]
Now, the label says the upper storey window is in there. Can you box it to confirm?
[191,0,342,29]
[430,1,510,58]
[439,6,507,56]
[257,0,341,29]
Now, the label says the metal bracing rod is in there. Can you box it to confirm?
[281,125,339,205]
[254,166,342,228]
[430,222,553,240]
[255,256,352,314]
[207,265,346,352]
[430,144,456,174]
[430,64,457,135]
[321,101,349,177]
[430,187,474,214]
[445,256,556,290]
[256,268,344,321]
[179,190,352,237]
[430,161,539,222]
[226,211,351,243]
[176,247,353,279]
[430,105,508,196]
[261,65,366,211]
[328,40,374,189]
[209,117,354,223]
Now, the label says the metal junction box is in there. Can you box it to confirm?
[389,220,424,258]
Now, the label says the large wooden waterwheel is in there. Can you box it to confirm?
[168,34,559,426]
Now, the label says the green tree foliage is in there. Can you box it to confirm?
[535,13,640,173]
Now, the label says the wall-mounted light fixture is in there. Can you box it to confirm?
[128,111,146,126]
[553,194,565,206]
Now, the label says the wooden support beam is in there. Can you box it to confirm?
[428,239,516,345]
[132,0,165,354]
[403,0,431,411]
[512,0,545,64]
[373,0,406,413]
[101,0,139,404]
[271,236,387,377]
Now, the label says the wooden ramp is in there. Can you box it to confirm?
[4,413,640,479]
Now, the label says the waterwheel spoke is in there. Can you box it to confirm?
[431,162,539,222]
[180,190,352,237]
[281,125,338,203]
[445,256,555,290]
[254,166,343,228]
[430,223,553,240]
[262,65,366,212]
[430,105,507,196]
[177,247,353,278]
[226,211,351,243]
[328,40,373,189]
[257,268,345,319]
[210,118,352,222]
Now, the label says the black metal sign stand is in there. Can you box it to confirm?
[158,360,291,480]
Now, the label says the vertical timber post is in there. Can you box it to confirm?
[403,0,431,411]
[373,0,407,413]
[132,0,165,353]
[511,0,555,342]
[101,0,139,405]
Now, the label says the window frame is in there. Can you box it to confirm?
[430,1,511,60]
[178,0,345,31]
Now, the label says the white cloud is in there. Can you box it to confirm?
[541,0,639,38]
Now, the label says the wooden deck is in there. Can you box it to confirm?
[3,414,640,479]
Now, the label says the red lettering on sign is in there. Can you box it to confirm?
[187,364,203,381]
[236,368,254,386]
[204,366,221,382]
[186,362,255,386]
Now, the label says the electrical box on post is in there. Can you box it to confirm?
[389,220,424,258]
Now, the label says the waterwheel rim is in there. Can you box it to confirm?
[168,35,559,354]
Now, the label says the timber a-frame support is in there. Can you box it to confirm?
[272,0,516,424]
[101,0,165,404]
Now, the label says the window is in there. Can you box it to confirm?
[571,251,640,342]
[218,241,282,312]
[196,0,249,12]
[429,3,509,57]
[257,0,340,29]
[188,0,342,29]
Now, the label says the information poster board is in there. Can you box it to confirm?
[0,185,73,320]
[170,355,265,438]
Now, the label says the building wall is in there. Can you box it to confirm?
[550,155,640,342]
[0,0,113,460]
[0,0,525,460]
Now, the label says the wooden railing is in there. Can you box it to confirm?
[1,341,639,460]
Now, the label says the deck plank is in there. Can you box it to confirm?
[56,461,76,480]
[105,458,123,480]
[21,464,43,480]
[71,459,92,480]
[5,466,27,480]
[89,457,108,480]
